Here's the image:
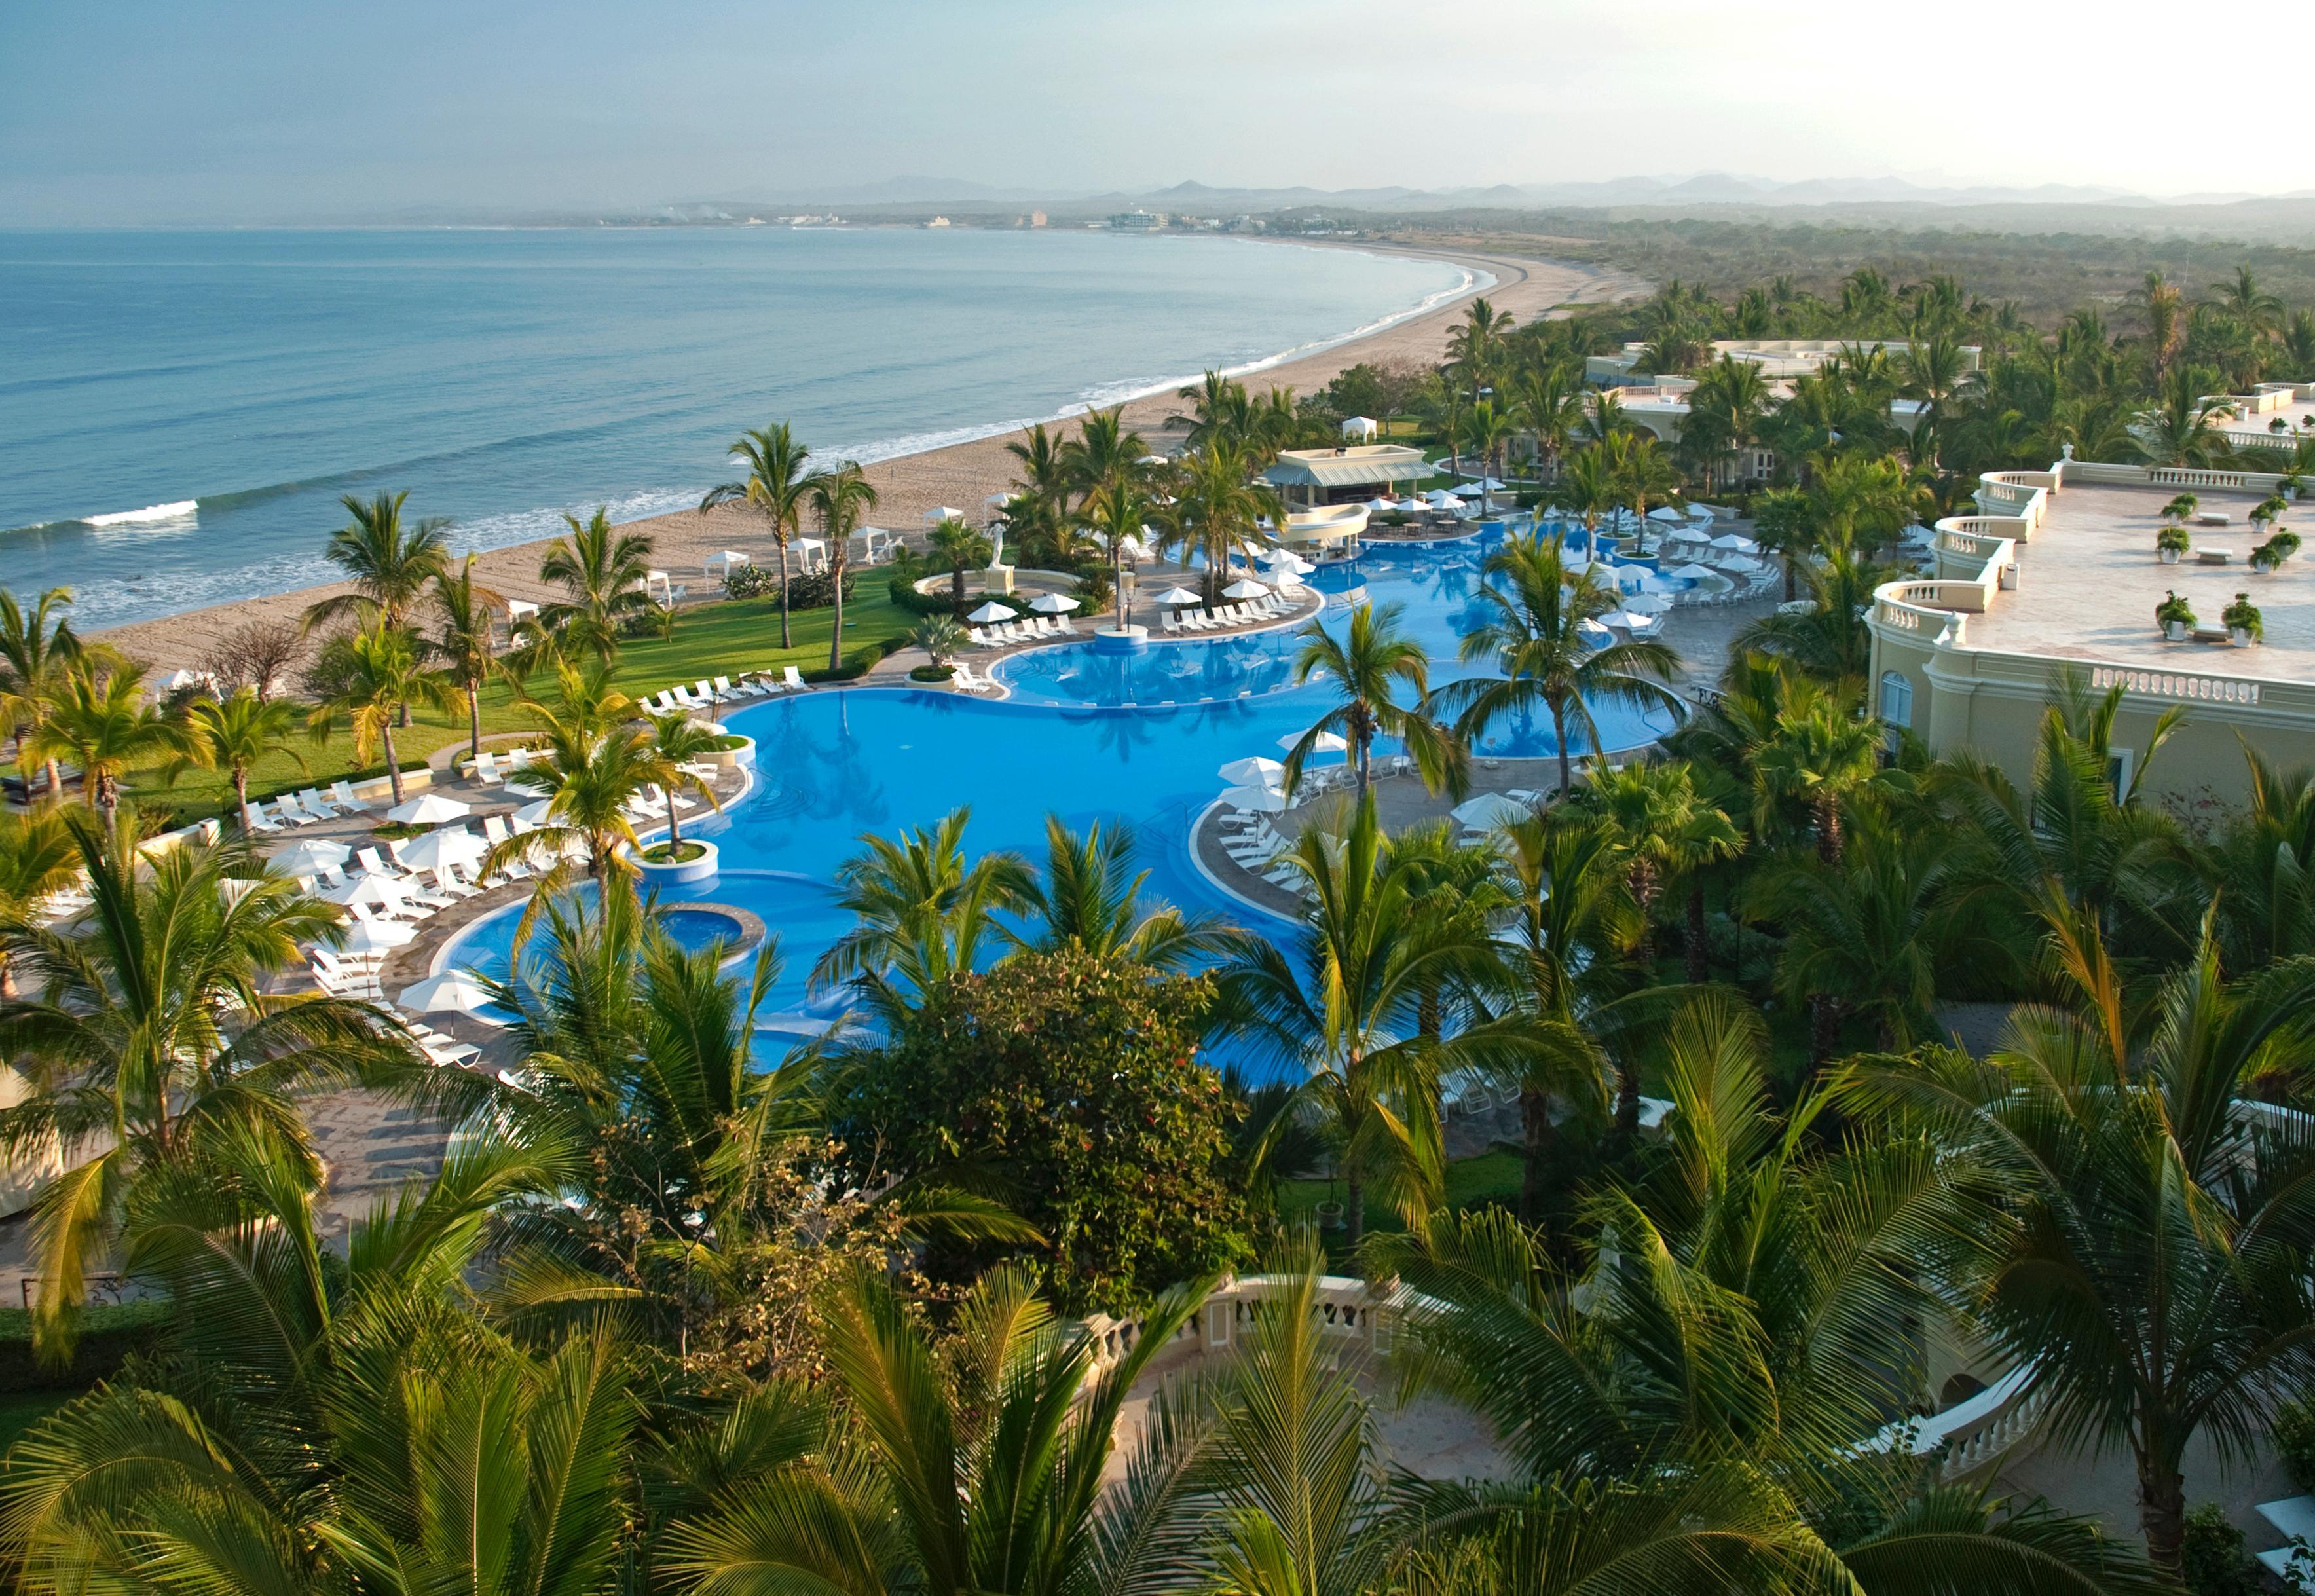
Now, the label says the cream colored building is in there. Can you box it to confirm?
[1868,458,2315,807]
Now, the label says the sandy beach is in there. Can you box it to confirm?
[90,243,1642,671]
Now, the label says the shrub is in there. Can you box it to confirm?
[800,634,909,684]
[2157,525,2191,555]
[2157,590,2196,631]
[724,565,779,601]
[1073,565,1115,613]
[888,575,951,616]
[909,663,954,682]
[2179,1503,2257,1596]
[2257,529,2302,569]
[2223,593,2263,638]
[836,948,1253,1314]
[2276,1394,2315,1490]
[785,570,855,611]
[0,1301,172,1394]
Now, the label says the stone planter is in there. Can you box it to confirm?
[2253,557,2275,574]
[2231,625,2255,647]
[707,735,755,770]
[2165,620,2189,641]
[2159,547,2181,565]
[633,838,719,886]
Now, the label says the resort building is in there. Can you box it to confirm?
[1868,456,2315,807]
[1585,337,1980,388]
[2208,380,2315,451]
[1260,443,1439,507]
[1107,209,1165,231]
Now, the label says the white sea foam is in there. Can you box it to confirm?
[82,500,198,528]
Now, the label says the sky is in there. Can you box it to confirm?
[6,0,2312,224]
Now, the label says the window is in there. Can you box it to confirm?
[2107,749,2135,802]
[1878,670,1913,728]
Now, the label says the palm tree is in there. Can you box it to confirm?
[1281,603,1464,800]
[1012,815,1233,971]
[1463,398,1517,513]
[166,687,306,834]
[2130,365,2229,468]
[484,662,652,910]
[1748,485,1815,601]
[701,422,815,648]
[640,711,724,854]
[2212,263,2283,339]
[536,506,656,662]
[1605,430,1682,529]
[925,516,994,616]
[1430,534,1682,799]
[1582,756,1739,983]
[0,586,80,805]
[1172,441,1284,604]
[1749,695,1881,865]
[1509,362,1585,483]
[807,462,879,673]
[811,807,1035,1024]
[1684,355,1773,489]
[303,489,451,633]
[1551,440,1619,559]
[304,620,455,807]
[1223,796,1524,1242]
[25,656,181,821]
[1077,477,1157,624]
[1004,420,1073,512]
[1174,368,1255,450]
[0,813,410,1358]
[1849,919,2315,1571]
[432,553,504,764]
[1061,405,1147,502]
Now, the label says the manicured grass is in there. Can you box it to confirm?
[114,589,915,826]
[1278,1147,1525,1265]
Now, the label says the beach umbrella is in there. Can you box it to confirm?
[1646,506,1686,523]
[398,826,486,873]
[399,968,505,1024]
[1669,563,1721,582]
[1395,498,1426,514]
[1218,784,1289,815]
[967,601,1018,624]
[1424,489,1460,505]
[1709,532,1754,551]
[1149,586,1202,607]
[1577,616,1614,641]
[1028,592,1079,613]
[923,506,966,523]
[513,798,556,826]
[1718,554,1764,574]
[1452,794,1531,830]
[155,668,202,693]
[1364,496,1396,511]
[1282,730,1349,754]
[324,872,411,909]
[272,838,352,876]
[1623,592,1674,615]
[342,917,415,954]
[1221,579,1270,599]
[984,492,1013,507]
[1218,756,1285,787]
[386,792,470,826]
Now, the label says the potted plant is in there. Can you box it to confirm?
[2162,492,2200,526]
[2157,590,2196,641]
[2251,494,2290,538]
[2157,524,2190,564]
[2253,529,2301,572]
[2223,592,2263,646]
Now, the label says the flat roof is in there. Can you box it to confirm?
[1967,480,2315,680]
[1263,444,1439,489]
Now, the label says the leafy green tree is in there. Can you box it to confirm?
[1282,602,1465,799]
[1750,694,1883,864]
[0,586,81,806]
[305,620,456,807]
[641,711,724,853]
[432,552,504,763]
[483,661,654,908]
[1581,756,1741,984]
[27,656,181,821]
[1174,440,1285,604]
[811,807,1035,1025]
[1011,815,1234,971]
[701,421,815,648]
[166,686,306,834]
[838,948,1250,1310]
[1077,477,1158,623]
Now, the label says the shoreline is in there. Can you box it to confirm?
[90,242,1644,670]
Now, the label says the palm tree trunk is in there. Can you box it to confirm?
[2138,1454,2187,1574]
[45,759,64,806]
[1807,993,1842,1075]
[234,769,252,834]
[1551,700,1573,797]
[777,540,793,649]
[1519,1085,1558,1224]
[468,686,483,762]
[1684,881,1711,984]
[827,558,846,673]
[1783,557,1798,603]
[1344,1169,1364,1248]
[1614,1056,1640,1138]
[1815,794,1844,865]
[951,565,967,618]
[1356,728,1371,796]
[382,724,404,806]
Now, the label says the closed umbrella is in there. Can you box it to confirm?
[1218,784,1289,814]
[273,838,352,876]
[1452,794,1530,829]
[386,792,470,826]
[967,601,1018,624]
[1218,756,1285,787]
[398,968,505,1024]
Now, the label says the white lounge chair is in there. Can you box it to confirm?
[329,779,373,811]
[782,666,808,692]
[297,787,343,817]
[272,794,322,827]
[245,805,284,834]
[1058,616,1079,634]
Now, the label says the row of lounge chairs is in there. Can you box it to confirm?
[638,671,806,717]
[306,960,488,1069]
[970,616,1078,648]
[246,780,377,832]
[1160,593,1294,634]
[1216,817,1314,895]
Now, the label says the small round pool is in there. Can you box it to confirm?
[659,906,762,957]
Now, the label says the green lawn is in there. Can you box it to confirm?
[1278,1147,1525,1266]
[118,589,917,826]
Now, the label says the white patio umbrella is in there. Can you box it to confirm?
[967,601,1018,624]
[1221,579,1270,599]
[324,872,411,909]
[1669,563,1722,582]
[1395,498,1426,514]
[1424,489,1460,505]
[984,492,1013,507]
[272,838,352,875]
[1217,756,1285,787]
[1646,506,1687,523]
[923,506,966,523]
[514,798,556,826]
[1364,496,1396,511]
[398,968,506,1024]
[397,826,487,873]
[1149,586,1203,606]
[1282,730,1349,754]
[1686,503,1717,521]
[1709,532,1756,551]
[1218,784,1289,814]
[386,792,470,826]
[1623,592,1675,615]
[1451,793,1531,829]
[1718,554,1764,574]
[342,917,415,954]
[156,668,202,692]
[1027,592,1079,614]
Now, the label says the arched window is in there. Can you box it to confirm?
[1878,669,1914,728]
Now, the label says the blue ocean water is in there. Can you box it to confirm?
[0,228,1468,629]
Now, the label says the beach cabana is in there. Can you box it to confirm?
[634,570,673,605]
[793,538,827,574]
[924,507,965,525]
[706,551,750,580]
[1261,443,1437,510]
[1341,415,1379,441]
[506,598,538,629]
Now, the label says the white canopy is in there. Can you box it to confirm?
[1218,756,1285,787]
[397,826,487,873]
[967,601,1018,623]
[1219,784,1289,814]
[1622,592,1675,615]
[1364,496,1397,511]
[1341,415,1380,440]
[1424,489,1461,505]
[514,798,556,826]
[506,599,539,622]
[342,917,415,954]
[272,838,352,875]
[1221,579,1270,599]
[706,551,750,577]
[1028,592,1079,613]
[925,507,966,523]
[1686,503,1717,521]
[1150,586,1202,606]
[1601,610,1659,631]
[156,668,202,692]
[1465,476,1506,490]
[1396,498,1426,514]
[1669,563,1721,582]
[386,792,471,826]
[1117,535,1149,559]
[1451,793,1531,829]
[398,968,505,1022]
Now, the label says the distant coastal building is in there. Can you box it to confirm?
[1869,457,2315,808]
[1029,210,1047,228]
[1107,209,1165,231]
[925,215,952,228]
[1587,338,1979,388]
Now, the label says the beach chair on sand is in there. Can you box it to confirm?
[783,666,809,692]
[330,779,373,811]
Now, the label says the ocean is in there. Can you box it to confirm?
[0,228,1470,630]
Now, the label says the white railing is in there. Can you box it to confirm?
[2089,664,2264,707]
[1859,1365,2048,1476]
[1083,1273,1417,1375]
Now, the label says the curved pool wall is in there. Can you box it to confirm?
[435,523,1683,1077]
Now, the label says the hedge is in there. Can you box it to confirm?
[0,1301,172,1393]
[724,567,857,610]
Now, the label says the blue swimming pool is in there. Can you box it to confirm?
[437,527,1682,1069]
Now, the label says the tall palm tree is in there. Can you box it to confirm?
[1174,441,1282,604]
[925,517,994,617]
[26,656,181,821]
[1281,603,1464,800]
[803,462,878,673]
[701,422,815,648]
[2130,365,2229,468]
[1684,354,1774,489]
[640,711,724,854]
[1550,440,1618,561]
[1174,368,1255,450]
[1011,815,1233,971]
[1509,361,1585,483]
[1605,429,1682,529]
[1462,398,1517,513]
[432,553,504,764]
[1077,477,1157,625]
[304,621,455,807]
[303,489,452,633]
[1061,405,1147,503]
[811,807,1035,1025]
[1222,796,1523,1242]
[0,587,80,805]
[1582,756,1739,983]
[1749,695,1882,865]
[483,662,652,913]
[1849,918,2315,1571]
[166,687,306,834]
[535,506,656,662]
[1430,534,1682,799]
[0,813,411,1358]
[1004,420,1073,513]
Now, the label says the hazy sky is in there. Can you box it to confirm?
[4,0,2305,223]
